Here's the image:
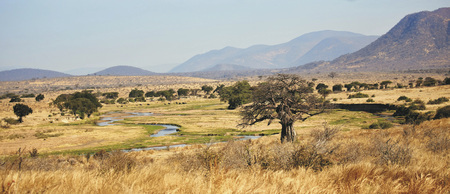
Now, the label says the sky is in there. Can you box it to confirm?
[0,0,449,74]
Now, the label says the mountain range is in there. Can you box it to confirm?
[1,8,448,81]
[170,30,379,72]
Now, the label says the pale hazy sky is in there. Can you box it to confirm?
[0,0,448,74]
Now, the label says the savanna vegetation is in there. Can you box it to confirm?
[0,73,449,193]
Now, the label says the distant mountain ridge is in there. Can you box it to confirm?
[316,7,450,72]
[0,68,71,82]
[92,65,158,76]
[170,30,379,73]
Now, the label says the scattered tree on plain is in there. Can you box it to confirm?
[52,90,102,119]
[13,103,33,123]
[35,94,45,102]
[240,74,327,143]
[219,81,252,110]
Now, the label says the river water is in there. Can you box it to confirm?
[97,112,261,151]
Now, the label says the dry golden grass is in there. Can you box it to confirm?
[1,118,448,193]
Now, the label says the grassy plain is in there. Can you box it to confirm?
[0,73,449,193]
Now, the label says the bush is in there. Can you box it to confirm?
[434,105,450,119]
[348,92,369,99]
[397,96,411,101]
[427,97,449,105]
[366,99,374,102]
[409,99,426,110]
[21,94,35,98]
[2,117,19,125]
[369,121,393,129]
[9,97,22,102]
[35,94,45,102]
[372,138,411,165]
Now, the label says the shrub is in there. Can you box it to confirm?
[3,117,19,125]
[434,105,450,119]
[348,92,369,99]
[372,138,411,165]
[21,94,35,98]
[117,98,127,104]
[409,99,426,110]
[35,94,45,102]
[397,96,411,101]
[9,97,22,102]
[366,99,374,102]
[332,84,343,92]
[369,121,393,129]
[427,97,449,105]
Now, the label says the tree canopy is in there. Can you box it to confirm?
[53,90,102,119]
[219,81,252,110]
[13,103,33,123]
[240,74,326,143]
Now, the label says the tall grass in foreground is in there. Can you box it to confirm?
[1,118,449,193]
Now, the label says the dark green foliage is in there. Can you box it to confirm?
[366,99,374,102]
[318,89,332,98]
[117,98,127,104]
[416,77,423,87]
[219,81,252,110]
[427,97,449,104]
[9,97,22,102]
[13,104,33,123]
[177,88,190,96]
[443,77,450,85]
[129,88,144,98]
[156,90,176,101]
[434,105,450,119]
[409,99,426,110]
[397,96,411,102]
[35,94,44,102]
[380,80,392,89]
[332,84,343,92]
[369,121,393,129]
[423,77,437,86]
[405,111,433,125]
[315,83,328,90]
[134,97,146,102]
[344,84,353,91]
[145,91,156,97]
[0,93,18,100]
[20,94,35,98]
[52,90,102,119]
[347,92,369,99]
[201,85,214,94]
[102,92,119,99]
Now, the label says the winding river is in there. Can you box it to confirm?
[97,112,261,151]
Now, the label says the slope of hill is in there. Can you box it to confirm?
[201,64,253,72]
[93,65,158,76]
[170,31,378,73]
[320,7,450,72]
[0,68,72,82]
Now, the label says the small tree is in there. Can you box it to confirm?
[177,88,190,96]
[35,94,45,102]
[219,81,252,110]
[13,104,33,123]
[315,83,328,91]
[129,88,144,98]
[332,84,343,92]
[9,97,22,102]
[201,85,214,94]
[380,81,392,89]
[240,74,326,143]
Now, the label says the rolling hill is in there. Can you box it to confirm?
[170,30,378,73]
[92,65,158,76]
[0,68,72,82]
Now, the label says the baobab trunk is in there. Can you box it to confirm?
[280,122,296,143]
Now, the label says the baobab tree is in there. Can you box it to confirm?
[240,74,327,143]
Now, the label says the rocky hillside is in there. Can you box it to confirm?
[318,8,450,72]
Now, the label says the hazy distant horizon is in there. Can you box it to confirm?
[1,1,448,73]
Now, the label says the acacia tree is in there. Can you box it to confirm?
[13,104,33,123]
[240,74,326,143]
